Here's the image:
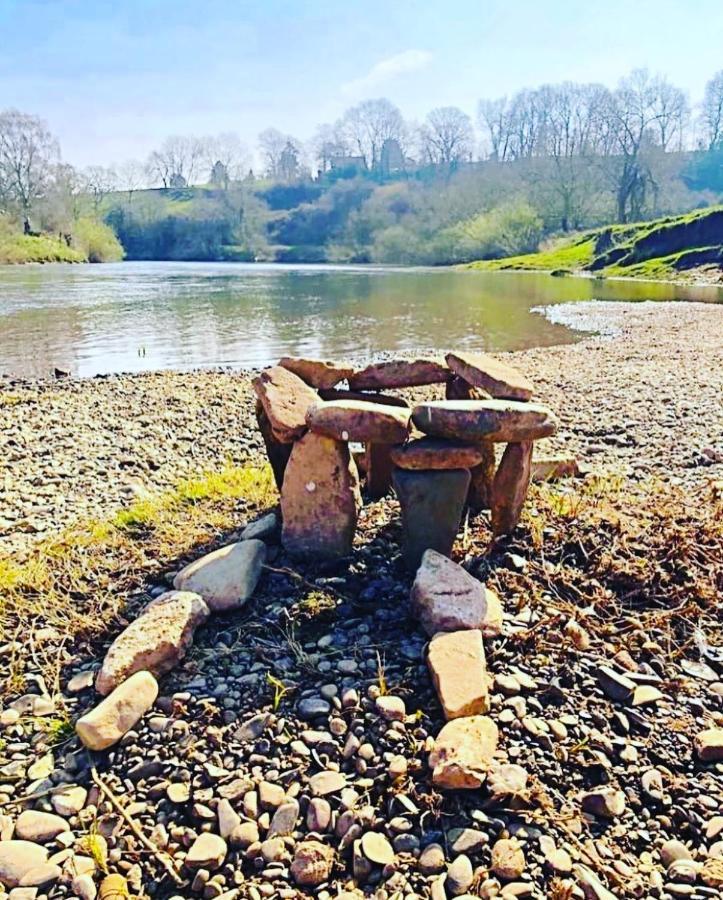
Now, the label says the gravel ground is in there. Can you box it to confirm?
[1,299,723,900]
[2,300,722,557]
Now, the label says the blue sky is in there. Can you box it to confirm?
[1,0,722,167]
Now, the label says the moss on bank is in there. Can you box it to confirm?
[467,207,723,281]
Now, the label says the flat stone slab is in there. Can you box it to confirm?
[390,437,486,470]
[349,357,450,390]
[278,357,353,390]
[428,715,499,789]
[96,591,210,695]
[412,400,557,442]
[306,400,410,444]
[253,366,320,443]
[411,549,502,637]
[281,432,361,559]
[428,630,489,720]
[318,388,409,408]
[446,351,533,400]
[174,540,266,612]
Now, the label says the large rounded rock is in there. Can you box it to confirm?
[278,357,353,390]
[15,811,69,843]
[445,351,533,401]
[411,549,502,637]
[76,671,158,751]
[428,715,499,789]
[306,400,410,444]
[390,437,486,470]
[0,841,49,889]
[291,840,335,887]
[350,357,450,390]
[252,366,319,443]
[173,540,266,612]
[412,400,557,442]
[281,432,361,559]
[96,591,209,695]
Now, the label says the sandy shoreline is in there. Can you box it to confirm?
[2,299,722,556]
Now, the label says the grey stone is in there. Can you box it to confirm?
[392,468,471,571]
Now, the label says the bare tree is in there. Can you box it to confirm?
[650,76,689,151]
[310,123,349,173]
[205,132,250,189]
[598,69,669,222]
[83,165,118,211]
[339,98,405,170]
[478,97,514,161]
[146,135,205,189]
[419,106,474,167]
[258,128,291,179]
[701,70,723,149]
[117,160,146,204]
[0,109,59,218]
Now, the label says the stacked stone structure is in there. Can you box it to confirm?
[253,353,559,566]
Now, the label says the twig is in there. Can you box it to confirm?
[90,766,185,886]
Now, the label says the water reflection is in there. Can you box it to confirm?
[0,262,720,378]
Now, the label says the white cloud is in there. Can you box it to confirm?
[341,49,433,98]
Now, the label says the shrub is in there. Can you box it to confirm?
[72,217,124,263]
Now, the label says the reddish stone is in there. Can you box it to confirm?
[366,442,395,499]
[490,442,533,537]
[349,357,450,390]
[281,432,361,559]
[412,400,557,443]
[278,357,353,390]
[445,351,533,401]
[390,437,485,470]
[253,366,319,443]
[306,400,410,443]
[446,375,492,401]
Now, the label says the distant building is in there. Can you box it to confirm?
[379,139,405,176]
[169,172,188,189]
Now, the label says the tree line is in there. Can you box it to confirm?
[1,67,722,264]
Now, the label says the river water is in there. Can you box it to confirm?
[1,261,721,378]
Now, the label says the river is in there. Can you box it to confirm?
[1,261,721,378]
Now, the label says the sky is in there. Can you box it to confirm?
[1,0,722,168]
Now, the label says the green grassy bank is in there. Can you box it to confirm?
[0,217,124,264]
[467,207,723,281]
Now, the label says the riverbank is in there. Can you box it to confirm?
[1,301,722,900]
[467,207,723,285]
[0,218,124,265]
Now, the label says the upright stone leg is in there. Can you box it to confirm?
[392,468,471,571]
[256,401,293,491]
[490,442,533,537]
[366,442,395,499]
[468,442,496,512]
[281,432,361,559]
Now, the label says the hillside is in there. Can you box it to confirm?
[467,207,723,283]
